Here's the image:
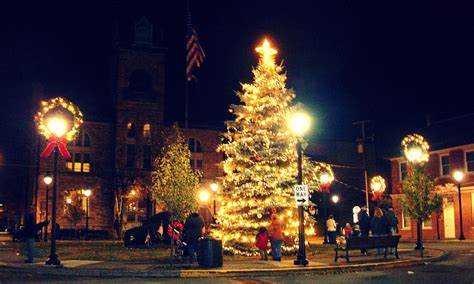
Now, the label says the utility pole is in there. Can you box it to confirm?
[353,120,372,211]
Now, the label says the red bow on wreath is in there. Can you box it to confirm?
[371,191,383,201]
[319,184,330,193]
[40,136,71,159]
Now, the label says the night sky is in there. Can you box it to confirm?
[2,1,474,161]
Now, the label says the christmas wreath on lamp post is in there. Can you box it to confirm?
[34,97,83,266]
[370,176,386,201]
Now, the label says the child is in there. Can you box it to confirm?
[352,224,361,237]
[255,227,269,260]
[343,223,352,238]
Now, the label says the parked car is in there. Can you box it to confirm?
[123,211,171,247]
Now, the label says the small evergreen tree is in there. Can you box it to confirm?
[150,124,201,222]
[64,200,85,240]
[401,165,442,257]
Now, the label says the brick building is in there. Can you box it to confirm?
[390,143,474,240]
[34,18,223,235]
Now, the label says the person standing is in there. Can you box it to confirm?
[371,207,390,255]
[23,211,37,263]
[184,212,205,264]
[326,215,337,244]
[358,205,371,255]
[255,227,269,261]
[384,206,399,254]
[267,214,283,261]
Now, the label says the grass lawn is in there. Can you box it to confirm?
[10,240,335,263]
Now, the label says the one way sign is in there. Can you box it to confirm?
[294,185,309,206]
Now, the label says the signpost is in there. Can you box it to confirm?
[294,185,309,206]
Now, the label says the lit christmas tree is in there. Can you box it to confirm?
[213,39,324,255]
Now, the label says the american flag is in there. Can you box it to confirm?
[186,5,205,81]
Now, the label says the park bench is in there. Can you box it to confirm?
[334,235,401,263]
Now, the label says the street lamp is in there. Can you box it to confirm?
[198,189,210,204]
[210,182,219,215]
[331,195,339,204]
[289,111,311,266]
[453,170,465,240]
[35,97,83,266]
[402,134,430,251]
[43,173,53,242]
[83,189,91,240]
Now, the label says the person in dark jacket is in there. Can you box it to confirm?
[358,205,371,255]
[184,212,205,264]
[23,212,37,263]
[371,207,391,255]
[384,206,399,254]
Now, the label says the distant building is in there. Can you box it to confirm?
[391,143,474,240]
[33,18,223,235]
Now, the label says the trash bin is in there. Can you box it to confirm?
[197,237,223,268]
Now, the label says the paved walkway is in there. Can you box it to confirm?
[0,236,447,278]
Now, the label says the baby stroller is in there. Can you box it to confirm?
[167,221,188,263]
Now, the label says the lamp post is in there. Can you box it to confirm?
[43,174,53,242]
[289,111,311,266]
[210,182,219,215]
[83,189,91,240]
[35,97,83,266]
[453,170,465,240]
[402,134,430,251]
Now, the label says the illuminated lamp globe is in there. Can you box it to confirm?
[331,195,339,203]
[45,113,70,138]
[198,190,210,204]
[210,183,219,192]
[453,171,464,183]
[83,189,92,197]
[66,198,72,204]
[289,112,311,137]
[406,146,423,164]
[43,174,53,186]
[320,173,331,185]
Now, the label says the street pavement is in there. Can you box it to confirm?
[0,235,469,283]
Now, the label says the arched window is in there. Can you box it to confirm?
[66,131,91,173]
[127,122,136,138]
[188,138,202,153]
[143,123,151,139]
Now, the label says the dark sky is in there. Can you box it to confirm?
[2,1,474,158]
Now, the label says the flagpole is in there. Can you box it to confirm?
[185,80,189,129]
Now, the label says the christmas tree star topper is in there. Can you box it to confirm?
[255,38,277,64]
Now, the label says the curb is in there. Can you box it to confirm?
[0,249,448,278]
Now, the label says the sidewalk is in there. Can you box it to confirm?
[0,238,447,278]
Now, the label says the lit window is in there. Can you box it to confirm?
[66,153,91,173]
[466,151,474,172]
[402,209,411,229]
[440,155,450,176]
[127,123,136,138]
[189,138,203,153]
[143,124,151,139]
[422,218,432,228]
[400,162,408,181]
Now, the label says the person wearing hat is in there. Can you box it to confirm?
[358,205,371,255]
[267,214,283,261]
[384,206,398,254]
